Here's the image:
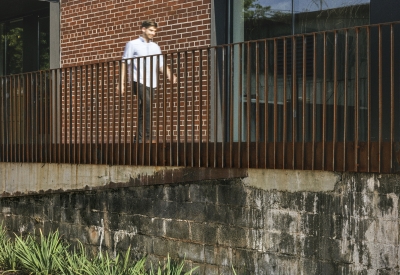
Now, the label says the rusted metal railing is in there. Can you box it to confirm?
[1,22,400,173]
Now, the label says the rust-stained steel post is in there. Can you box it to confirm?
[333,31,338,171]
[283,38,287,169]
[390,23,394,172]
[312,33,317,170]
[255,42,260,168]
[238,43,243,168]
[322,32,327,170]
[355,28,360,172]
[302,36,307,170]
[273,39,278,169]
[378,25,382,173]
[367,27,371,172]
[229,45,234,168]
[191,50,195,167]
[221,46,226,168]
[246,42,252,168]
[291,36,297,170]
[264,39,269,169]
[213,47,218,168]
[344,30,349,171]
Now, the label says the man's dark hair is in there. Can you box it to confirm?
[141,20,157,28]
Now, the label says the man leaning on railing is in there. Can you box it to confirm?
[120,19,177,142]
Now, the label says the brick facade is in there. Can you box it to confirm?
[60,0,212,67]
[59,0,212,145]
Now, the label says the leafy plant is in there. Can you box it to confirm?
[0,224,21,273]
[79,247,147,275]
[149,254,198,275]
[13,230,66,275]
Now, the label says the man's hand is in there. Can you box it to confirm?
[116,82,125,95]
[171,74,177,84]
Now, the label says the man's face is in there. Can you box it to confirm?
[142,26,157,41]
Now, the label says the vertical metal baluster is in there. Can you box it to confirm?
[78,66,83,164]
[37,72,41,163]
[155,55,160,166]
[312,34,317,170]
[344,30,349,171]
[100,63,105,165]
[213,47,218,168]
[24,74,28,162]
[355,28,360,172]
[291,36,297,170]
[390,23,394,172]
[265,40,269,169]
[191,50,195,167]
[123,61,128,166]
[95,64,99,165]
[117,61,122,165]
[222,46,226,168]
[206,48,210,168]
[302,36,307,170]
[333,30,338,171]
[10,75,14,162]
[229,45,234,168]
[130,60,138,165]
[108,61,115,165]
[199,49,203,167]
[17,75,22,162]
[73,67,78,164]
[246,42,251,168]
[162,56,167,166]
[1,76,4,162]
[62,69,66,163]
[283,38,287,169]
[366,27,371,173]
[273,39,278,169]
[238,43,243,168]
[378,25,382,173]
[84,65,88,164]
[322,32,327,170]
[49,70,53,163]
[183,51,186,167]
[103,62,110,164]
[255,42,260,168]
[167,55,173,166]
[90,65,94,164]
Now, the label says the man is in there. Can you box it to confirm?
[121,20,176,142]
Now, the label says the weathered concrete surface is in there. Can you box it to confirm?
[0,163,247,196]
[0,163,400,274]
[244,169,342,192]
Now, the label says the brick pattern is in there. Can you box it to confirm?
[60,50,209,146]
[60,0,211,145]
[60,0,211,67]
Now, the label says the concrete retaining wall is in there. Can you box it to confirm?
[0,163,399,274]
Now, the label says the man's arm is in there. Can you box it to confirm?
[161,65,177,84]
[120,61,127,94]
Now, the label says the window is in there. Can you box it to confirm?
[0,10,49,76]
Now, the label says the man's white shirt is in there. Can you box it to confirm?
[122,36,164,88]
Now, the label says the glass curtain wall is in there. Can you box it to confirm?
[230,0,370,142]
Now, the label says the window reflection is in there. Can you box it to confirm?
[0,13,49,76]
[295,0,370,33]
[241,0,370,41]
[6,20,24,75]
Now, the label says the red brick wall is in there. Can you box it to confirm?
[60,0,211,67]
[60,0,212,149]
